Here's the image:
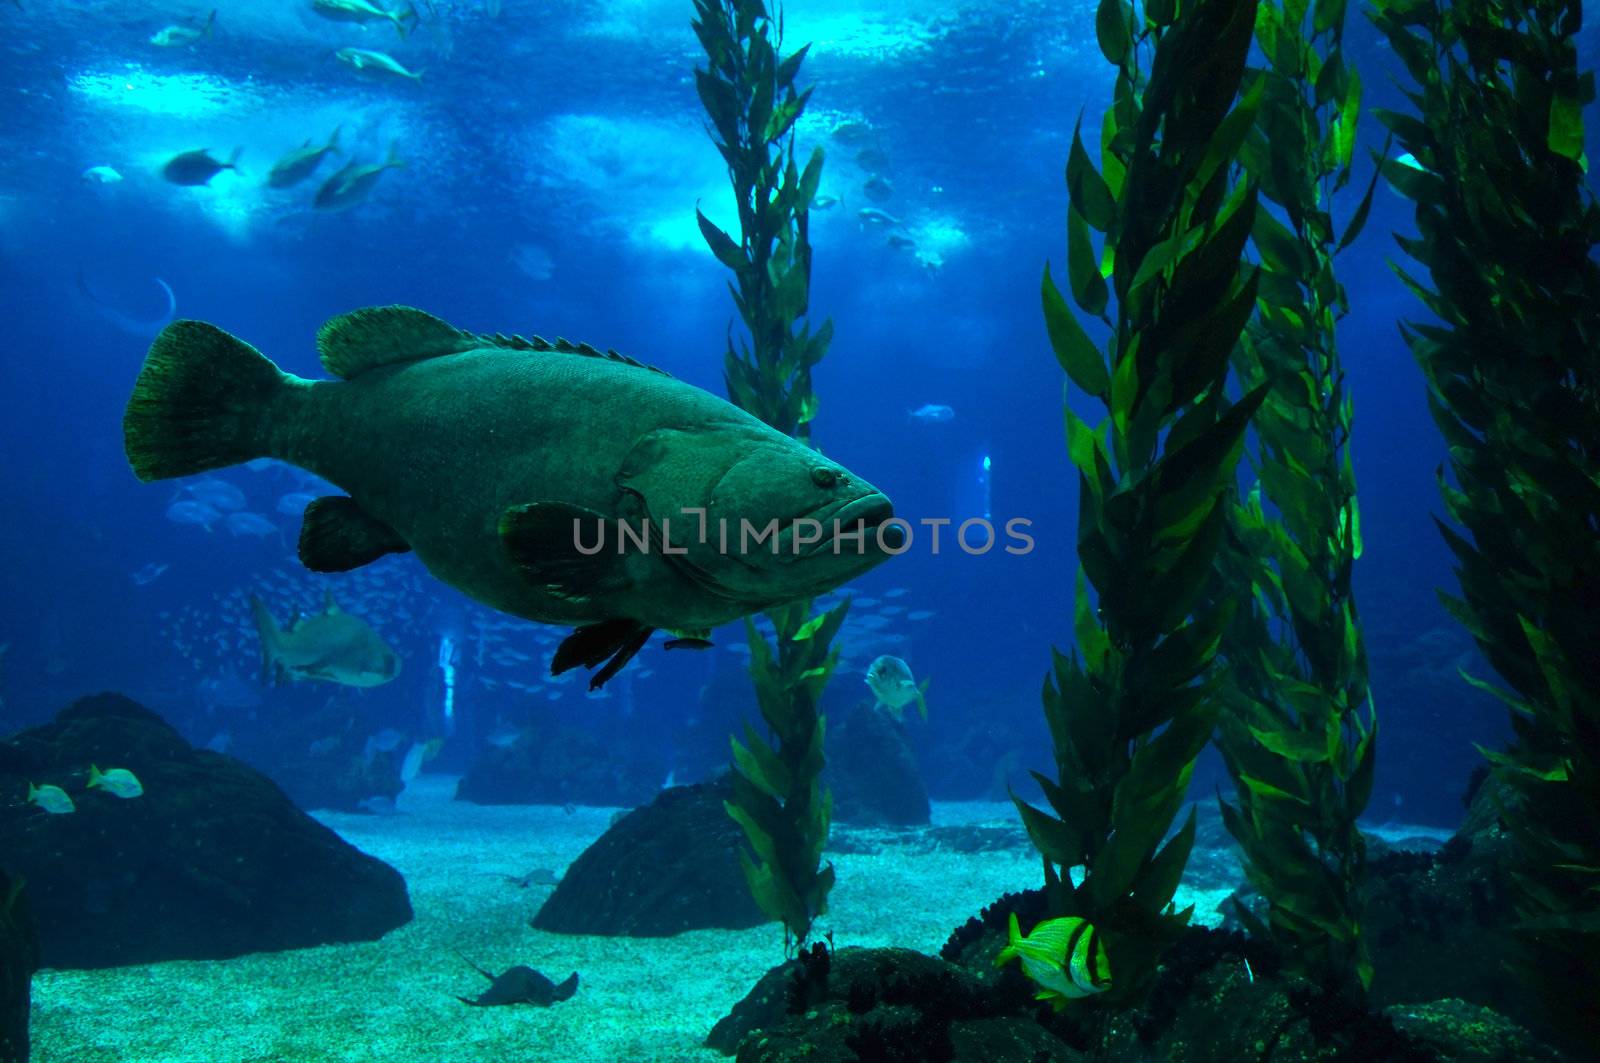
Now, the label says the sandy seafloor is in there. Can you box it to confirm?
[30,776,1445,1062]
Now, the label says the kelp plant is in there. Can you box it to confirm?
[692,0,841,948]
[1212,0,1379,1002]
[1367,0,1600,1048]
[1015,0,1267,1003]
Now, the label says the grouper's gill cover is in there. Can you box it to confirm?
[121,305,899,688]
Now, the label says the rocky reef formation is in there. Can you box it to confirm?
[0,869,37,1063]
[825,705,929,827]
[0,693,412,968]
[532,777,767,936]
[455,721,664,808]
[707,890,1562,1062]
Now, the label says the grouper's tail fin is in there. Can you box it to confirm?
[123,320,287,481]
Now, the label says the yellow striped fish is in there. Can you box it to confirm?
[994,911,1111,1006]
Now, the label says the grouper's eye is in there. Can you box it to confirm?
[811,466,842,488]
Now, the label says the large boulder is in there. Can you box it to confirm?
[0,693,412,968]
[825,705,929,827]
[532,777,766,936]
[455,722,664,808]
[0,869,37,1063]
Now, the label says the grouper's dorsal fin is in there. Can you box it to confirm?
[317,306,478,379]
[476,333,673,378]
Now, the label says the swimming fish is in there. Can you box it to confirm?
[250,591,401,687]
[165,499,220,530]
[225,512,280,540]
[862,175,894,202]
[82,165,123,184]
[122,306,901,687]
[150,9,215,47]
[131,561,170,586]
[313,143,404,211]
[268,127,342,189]
[857,207,900,227]
[335,48,422,81]
[311,0,415,37]
[908,404,954,423]
[87,765,144,799]
[865,654,928,721]
[994,911,1110,1008]
[456,961,578,1007]
[161,148,239,186]
[27,783,75,814]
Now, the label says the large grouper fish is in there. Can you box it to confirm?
[123,306,901,687]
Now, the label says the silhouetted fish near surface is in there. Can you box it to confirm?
[313,143,403,211]
[161,148,239,186]
[268,127,341,189]
[456,961,578,1007]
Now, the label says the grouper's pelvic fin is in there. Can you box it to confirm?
[552,619,653,691]
[300,496,411,572]
[123,320,288,481]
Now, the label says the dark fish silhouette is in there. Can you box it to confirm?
[456,959,578,1007]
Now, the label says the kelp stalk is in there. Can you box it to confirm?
[1014,0,1266,1003]
[692,0,839,948]
[1367,0,1600,1048]
[1213,0,1378,1001]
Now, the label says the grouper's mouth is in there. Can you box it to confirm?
[796,492,900,557]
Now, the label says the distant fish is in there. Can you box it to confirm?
[88,765,144,799]
[252,591,401,687]
[27,783,75,814]
[829,120,874,146]
[308,735,342,757]
[225,511,280,540]
[150,9,215,47]
[400,739,440,782]
[312,0,416,38]
[487,867,560,888]
[204,730,233,753]
[886,233,916,251]
[909,404,954,423]
[812,194,842,210]
[906,609,935,621]
[456,961,578,1007]
[357,795,399,815]
[865,654,928,721]
[862,175,894,202]
[313,142,404,212]
[166,499,221,531]
[183,478,247,511]
[81,165,123,184]
[855,147,890,171]
[363,728,406,760]
[131,561,170,586]
[994,911,1110,1006]
[485,723,521,749]
[858,207,899,227]
[335,47,423,81]
[268,127,342,189]
[161,147,240,186]
[278,491,318,516]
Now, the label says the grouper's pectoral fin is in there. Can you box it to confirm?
[552,619,653,691]
[299,496,411,572]
[500,502,629,600]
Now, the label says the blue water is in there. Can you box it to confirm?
[2,0,1587,827]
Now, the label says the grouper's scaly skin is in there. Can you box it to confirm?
[270,344,822,630]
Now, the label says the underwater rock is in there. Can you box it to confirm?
[531,777,765,936]
[0,693,412,968]
[706,943,1058,1061]
[455,721,664,808]
[1385,999,1563,1063]
[0,869,39,1063]
[824,703,929,827]
[1363,827,1543,1036]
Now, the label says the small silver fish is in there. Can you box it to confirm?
[909,404,955,423]
[865,655,928,721]
[88,765,144,799]
[28,783,75,814]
